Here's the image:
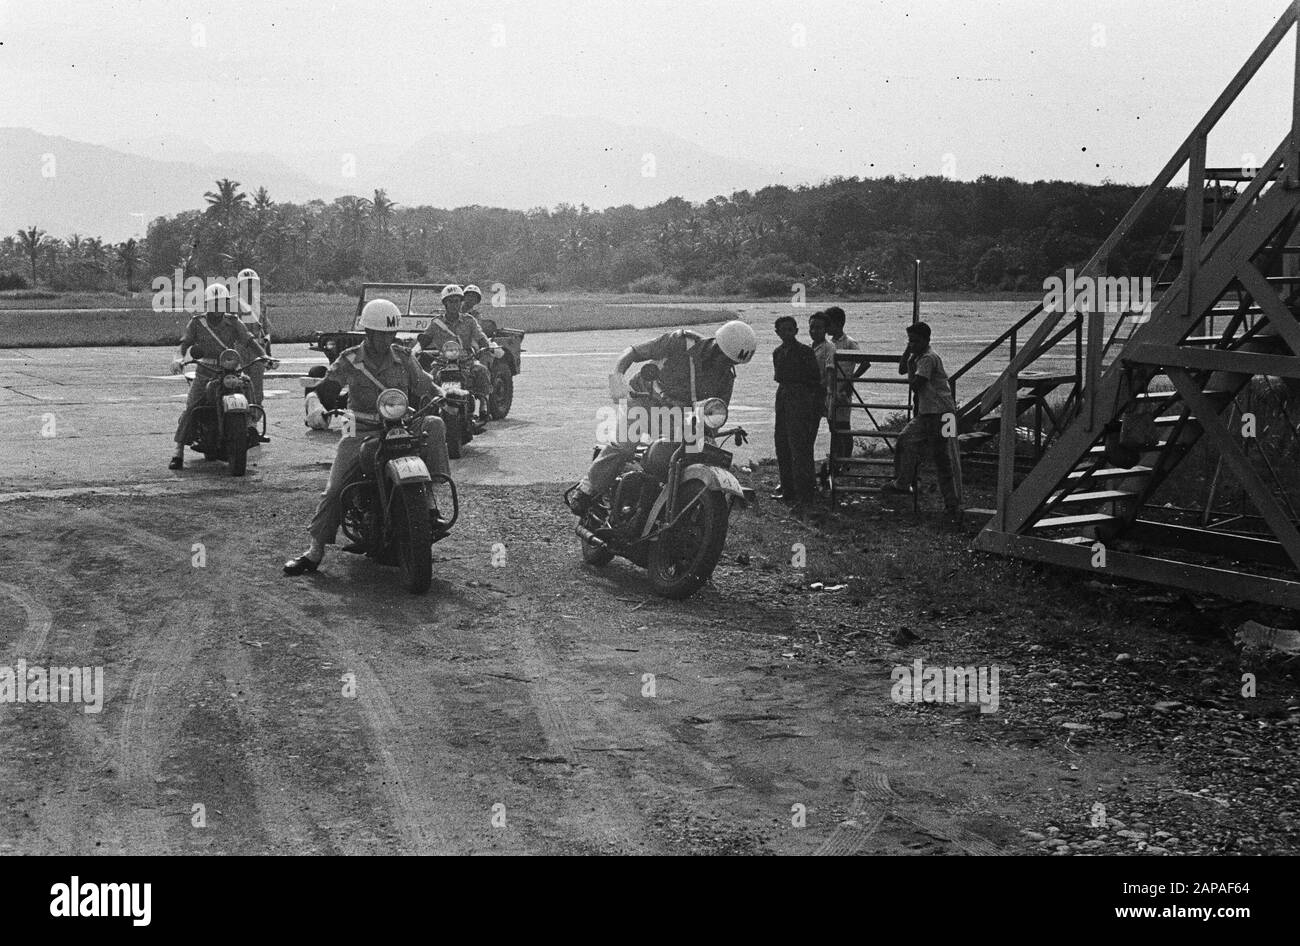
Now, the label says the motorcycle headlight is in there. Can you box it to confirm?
[700,398,728,429]
[441,340,461,360]
[377,388,409,420]
[222,374,241,389]
[218,349,241,371]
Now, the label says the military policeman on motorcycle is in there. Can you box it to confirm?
[567,320,757,516]
[170,283,275,470]
[414,284,500,429]
[235,267,273,444]
[284,299,453,575]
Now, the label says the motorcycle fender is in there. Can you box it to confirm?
[638,465,745,540]
[386,455,432,485]
[222,393,248,412]
[683,464,747,505]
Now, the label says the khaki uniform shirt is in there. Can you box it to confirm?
[323,342,441,432]
[417,313,490,353]
[181,315,255,376]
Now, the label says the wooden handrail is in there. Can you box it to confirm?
[973,0,1300,417]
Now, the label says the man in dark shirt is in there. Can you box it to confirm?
[772,315,825,504]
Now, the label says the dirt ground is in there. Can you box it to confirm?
[1,315,1296,855]
[1,474,1296,855]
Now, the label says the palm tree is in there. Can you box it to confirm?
[117,238,142,292]
[203,178,249,229]
[251,186,273,234]
[85,237,108,273]
[17,227,47,285]
[370,189,396,235]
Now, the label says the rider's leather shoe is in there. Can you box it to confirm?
[283,554,321,576]
[168,455,184,470]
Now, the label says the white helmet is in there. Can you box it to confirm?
[358,298,402,331]
[440,284,464,302]
[714,320,757,364]
[235,268,261,314]
[203,283,231,314]
[462,284,482,299]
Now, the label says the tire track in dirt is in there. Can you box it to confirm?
[246,573,481,854]
[812,770,1000,856]
[79,496,512,853]
[63,510,219,853]
[76,508,379,853]
[812,772,894,856]
[0,581,53,654]
[509,595,647,853]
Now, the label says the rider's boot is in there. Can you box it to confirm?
[169,447,184,471]
[284,540,325,575]
[567,486,595,518]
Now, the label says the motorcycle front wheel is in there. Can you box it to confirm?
[443,410,464,460]
[394,485,433,594]
[647,480,729,599]
[226,422,248,476]
[489,367,514,420]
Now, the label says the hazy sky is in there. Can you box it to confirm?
[2,0,1295,187]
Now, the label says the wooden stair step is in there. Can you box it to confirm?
[1068,465,1152,480]
[1089,440,1168,455]
[1029,512,1118,530]
[1048,489,1137,504]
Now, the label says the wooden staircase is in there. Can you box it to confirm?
[973,0,1300,608]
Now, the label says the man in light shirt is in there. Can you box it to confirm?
[884,322,962,516]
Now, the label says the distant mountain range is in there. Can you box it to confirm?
[0,118,827,242]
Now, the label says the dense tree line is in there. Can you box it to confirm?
[2,175,1183,296]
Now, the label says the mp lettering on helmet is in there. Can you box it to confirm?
[384,312,398,328]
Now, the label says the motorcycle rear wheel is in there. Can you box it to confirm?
[647,480,729,599]
[394,486,433,595]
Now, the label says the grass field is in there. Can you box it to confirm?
[0,291,740,347]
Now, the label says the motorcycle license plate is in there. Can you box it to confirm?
[387,455,431,483]
[222,393,248,412]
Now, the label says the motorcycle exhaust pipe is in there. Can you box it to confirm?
[575,523,608,549]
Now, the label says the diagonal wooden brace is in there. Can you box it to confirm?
[1166,367,1300,572]
[1235,261,1300,355]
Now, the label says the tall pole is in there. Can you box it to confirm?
[912,259,921,325]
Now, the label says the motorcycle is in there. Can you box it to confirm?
[337,387,459,594]
[181,349,271,476]
[417,339,481,459]
[567,364,754,599]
